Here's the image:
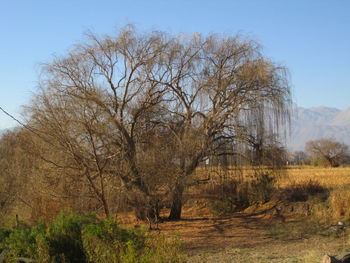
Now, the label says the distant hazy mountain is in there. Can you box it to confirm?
[287,107,350,151]
[1,109,349,151]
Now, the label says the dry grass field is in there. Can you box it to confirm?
[160,166,350,262]
[279,166,350,188]
[115,166,350,262]
[194,165,350,188]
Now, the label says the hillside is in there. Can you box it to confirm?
[287,106,350,150]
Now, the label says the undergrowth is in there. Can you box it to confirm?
[0,211,184,263]
[207,173,275,216]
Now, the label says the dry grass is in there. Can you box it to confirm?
[116,166,350,262]
[329,187,350,218]
[187,236,349,263]
[278,166,350,188]
[194,165,350,188]
[280,167,350,222]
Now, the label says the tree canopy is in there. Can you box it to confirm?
[21,26,292,220]
[305,138,349,167]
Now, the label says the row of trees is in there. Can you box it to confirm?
[0,26,292,222]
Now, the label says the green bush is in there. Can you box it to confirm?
[0,211,184,263]
[82,217,146,262]
[0,227,12,245]
[1,213,88,262]
[1,220,46,260]
[46,212,95,262]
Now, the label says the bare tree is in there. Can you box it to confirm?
[0,129,55,222]
[0,130,24,220]
[25,26,291,221]
[305,138,349,167]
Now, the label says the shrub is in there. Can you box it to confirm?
[0,227,11,245]
[281,180,329,202]
[208,173,276,216]
[45,212,95,262]
[82,217,146,262]
[0,211,184,262]
[82,218,184,263]
[2,220,46,260]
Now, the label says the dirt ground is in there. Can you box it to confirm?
[148,204,350,263]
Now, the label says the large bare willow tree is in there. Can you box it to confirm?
[26,26,292,220]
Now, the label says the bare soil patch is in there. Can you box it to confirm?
[147,204,350,262]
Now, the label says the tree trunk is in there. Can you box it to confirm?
[101,195,110,217]
[168,183,184,220]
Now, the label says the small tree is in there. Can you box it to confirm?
[305,138,349,167]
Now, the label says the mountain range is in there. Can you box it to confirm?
[287,107,350,151]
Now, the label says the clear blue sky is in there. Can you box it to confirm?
[1,0,350,129]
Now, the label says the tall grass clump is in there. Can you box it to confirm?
[329,186,350,219]
[0,211,184,263]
